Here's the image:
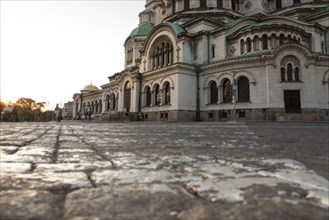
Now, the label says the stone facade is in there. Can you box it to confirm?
[72,0,329,121]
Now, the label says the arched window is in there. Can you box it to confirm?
[262,35,268,50]
[279,34,285,45]
[246,38,251,52]
[281,67,285,81]
[184,0,190,10]
[217,0,223,8]
[254,36,260,51]
[231,0,236,11]
[150,38,173,70]
[91,101,94,113]
[145,86,151,106]
[164,82,171,104]
[126,43,133,65]
[154,84,161,105]
[294,67,300,81]
[172,0,176,13]
[237,77,250,102]
[276,0,282,9]
[75,99,79,115]
[124,81,131,110]
[95,100,98,113]
[114,94,118,110]
[106,95,110,111]
[99,99,102,113]
[211,44,215,58]
[223,79,232,103]
[210,81,218,104]
[200,0,206,8]
[287,63,293,81]
[240,39,245,54]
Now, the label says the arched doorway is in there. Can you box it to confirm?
[124,81,131,111]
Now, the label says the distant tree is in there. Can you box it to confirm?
[0,100,6,114]
[15,98,46,122]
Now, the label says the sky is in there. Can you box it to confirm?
[1,0,145,110]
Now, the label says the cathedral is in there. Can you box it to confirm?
[72,0,329,122]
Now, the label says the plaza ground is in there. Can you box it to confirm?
[0,121,328,219]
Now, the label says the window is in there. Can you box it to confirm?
[210,81,218,104]
[231,0,236,11]
[279,34,285,45]
[281,67,285,81]
[262,35,268,50]
[294,67,300,81]
[145,86,151,106]
[154,84,161,105]
[164,82,171,104]
[106,95,110,111]
[237,77,250,102]
[287,63,293,81]
[124,81,131,110]
[110,93,116,110]
[223,79,232,103]
[99,99,102,113]
[246,38,251,52]
[150,38,173,70]
[293,0,300,4]
[184,0,190,10]
[217,0,223,8]
[254,36,260,51]
[240,39,245,54]
[172,0,176,13]
[211,44,215,58]
[276,0,282,9]
[127,44,133,64]
[280,63,301,82]
[200,0,207,8]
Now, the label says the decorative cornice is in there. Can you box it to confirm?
[200,56,265,72]
[142,63,197,76]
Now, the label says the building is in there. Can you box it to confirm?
[72,0,329,122]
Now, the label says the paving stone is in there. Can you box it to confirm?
[64,184,196,220]
[0,190,62,220]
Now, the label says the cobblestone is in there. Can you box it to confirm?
[0,121,328,220]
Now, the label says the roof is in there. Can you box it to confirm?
[130,23,154,37]
[164,22,186,35]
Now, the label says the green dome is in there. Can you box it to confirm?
[130,23,153,37]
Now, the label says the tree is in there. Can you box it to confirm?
[15,98,46,122]
[0,100,6,114]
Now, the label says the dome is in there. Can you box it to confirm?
[81,84,99,93]
[130,23,153,37]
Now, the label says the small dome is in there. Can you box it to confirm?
[130,23,153,37]
[81,84,99,93]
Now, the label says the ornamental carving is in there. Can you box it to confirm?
[245,1,252,10]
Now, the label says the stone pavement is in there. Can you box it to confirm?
[0,121,328,220]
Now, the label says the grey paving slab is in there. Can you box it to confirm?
[0,121,328,220]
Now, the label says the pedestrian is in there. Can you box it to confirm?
[54,104,62,122]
